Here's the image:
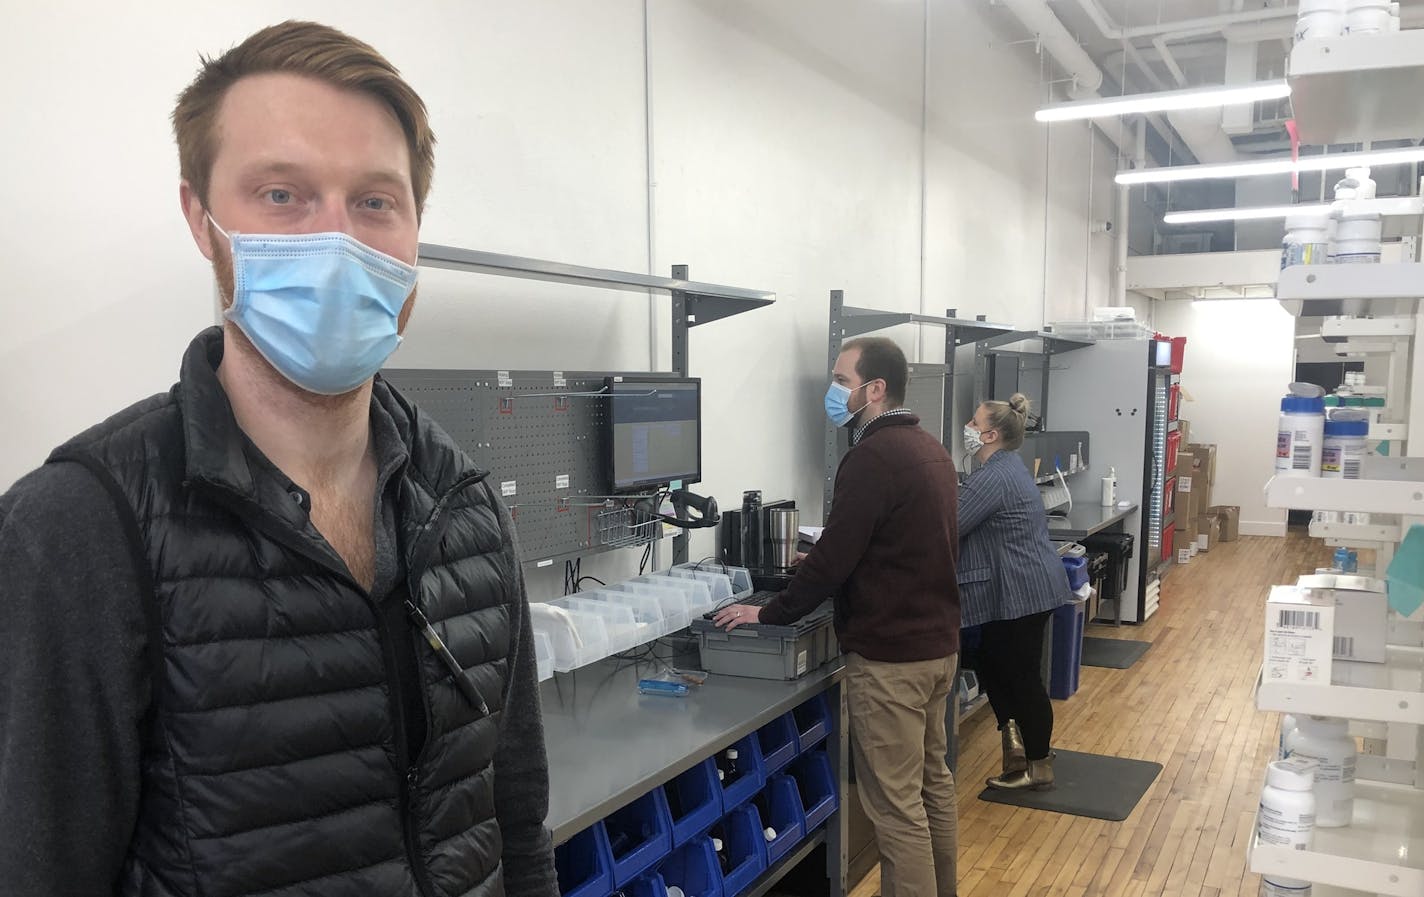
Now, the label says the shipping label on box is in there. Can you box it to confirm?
[1177,547,1192,564]
[1264,585,1335,685]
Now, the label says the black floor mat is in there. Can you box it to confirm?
[976,749,1161,821]
[1081,636,1152,669]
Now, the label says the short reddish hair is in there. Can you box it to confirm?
[172,20,436,217]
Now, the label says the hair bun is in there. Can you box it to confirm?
[1008,393,1030,417]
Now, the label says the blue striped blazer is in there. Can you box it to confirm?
[957,449,1072,627]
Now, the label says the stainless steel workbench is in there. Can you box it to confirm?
[542,654,848,897]
[1046,502,1138,541]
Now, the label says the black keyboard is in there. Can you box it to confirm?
[701,590,780,621]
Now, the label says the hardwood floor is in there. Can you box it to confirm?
[849,530,1329,897]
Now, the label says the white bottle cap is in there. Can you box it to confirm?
[711,838,724,852]
[667,886,686,897]
[764,827,777,841]
[726,749,739,760]
[1267,757,1318,791]
[717,769,725,781]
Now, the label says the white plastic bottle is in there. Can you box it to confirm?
[1296,0,1346,41]
[1258,756,1318,897]
[1282,214,1330,269]
[1278,713,1299,760]
[1321,416,1368,479]
[1345,0,1391,34]
[1285,716,1357,827]
[1277,392,1326,478]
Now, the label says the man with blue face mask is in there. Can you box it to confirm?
[715,336,962,897]
[0,22,557,897]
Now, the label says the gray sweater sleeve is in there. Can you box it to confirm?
[492,502,559,897]
[0,461,149,896]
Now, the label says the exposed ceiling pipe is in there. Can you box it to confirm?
[1073,0,1294,42]
[1168,107,1243,163]
[997,0,1103,99]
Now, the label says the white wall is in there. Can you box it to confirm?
[1151,299,1295,537]
[2,1,1119,592]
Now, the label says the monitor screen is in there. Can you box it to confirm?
[608,378,701,492]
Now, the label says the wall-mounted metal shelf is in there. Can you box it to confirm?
[415,243,775,566]
[836,306,1014,345]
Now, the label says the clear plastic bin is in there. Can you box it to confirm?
[534,630,554,682]
[553,596,647,655]
[530,602,611,672]
[579,587,677,640]
[605,582,693,633]
[669,563,754,601]
[634,574,716,616]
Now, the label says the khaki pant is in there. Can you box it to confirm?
[846,652,958,897]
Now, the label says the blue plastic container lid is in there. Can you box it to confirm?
[1281,395,1325,414]
[1324,418,1369,437]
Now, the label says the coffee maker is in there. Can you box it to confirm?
[720,490,799,578]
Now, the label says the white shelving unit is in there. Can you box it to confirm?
[1249,781,1424,897]
[1256,40,1424,893]
[1258,646,1424,726]
[1289,29,1424,144]
[1266,476,1424,515]
[1277,263,1424,302]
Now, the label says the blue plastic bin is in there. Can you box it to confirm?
[605,787,674,887]
[751,775,806,864]
[716,733,765,811]
[665,758,723,847]
[1049,599,1086,701]
[629,872,668,897]
[788,749,839,831]
[555,822,613,897]
[792,693,831,753]
[714,805,769,897]
[756,713,798,777]
[658,837,725,897]
[1062,555,1088,590]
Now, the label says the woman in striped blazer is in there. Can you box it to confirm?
[958,394,1073,791]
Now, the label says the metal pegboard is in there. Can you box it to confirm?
[381,367,675,564]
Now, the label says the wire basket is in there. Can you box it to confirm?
[596,504,659,549]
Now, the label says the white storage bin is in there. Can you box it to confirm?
[553,596,648,654]
[533,630,554,682]
[579,587,678,639]
[529,602,610,672]
[603,582,693,633]
[661,569,729,607]
[639,572,717,612]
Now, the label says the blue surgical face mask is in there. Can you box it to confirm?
[824,381,872,427]
[208,215,418,395]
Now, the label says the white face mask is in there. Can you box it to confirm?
[963,424,984,454]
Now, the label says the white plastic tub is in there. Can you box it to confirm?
[603,581,693,633]
[553,596,648,654]
[529,602,610,672]
[579,587,679,639]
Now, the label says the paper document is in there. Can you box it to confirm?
[798,526,825,544]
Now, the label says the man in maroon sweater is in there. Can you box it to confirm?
[716,336,961,897]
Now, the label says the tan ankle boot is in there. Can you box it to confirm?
[1000,720,1027,777]
[986,755,1054,791]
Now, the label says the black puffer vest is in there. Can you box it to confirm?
[49,329,515,897]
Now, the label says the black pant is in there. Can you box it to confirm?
[975,610,1054,761]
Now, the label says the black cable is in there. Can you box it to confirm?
[639,541,652,575]
[576,576,606,588]
[693,556,728,574]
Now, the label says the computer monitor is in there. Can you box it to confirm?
[607,377,701,492]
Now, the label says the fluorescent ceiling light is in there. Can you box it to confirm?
[1163,204,1330,224]
[1117,147,1424,185]
[1035,80,1290,123]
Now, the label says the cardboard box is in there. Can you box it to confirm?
[1175,458,1197,532]
[1298,574,1388,664]
[1187,443,1218,487]
[1264,584,1334,685]
[1177,419,1191,445]
[1176,545,1192,565]
[1197,515,1220,552]
[1175,448,1196,479]
[1209,505,1241,541]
